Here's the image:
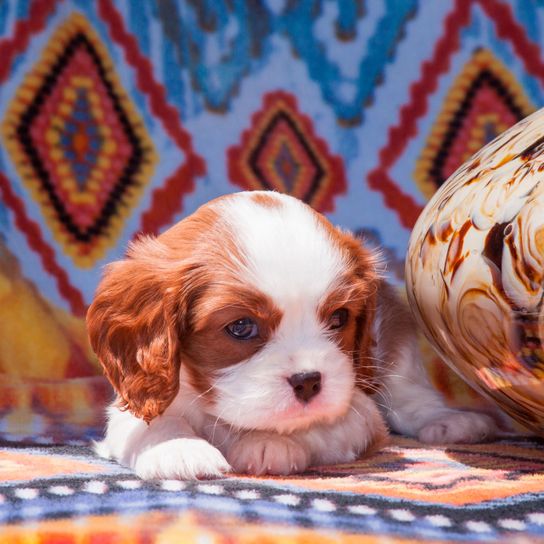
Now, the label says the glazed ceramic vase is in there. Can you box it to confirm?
[406,108,544,434]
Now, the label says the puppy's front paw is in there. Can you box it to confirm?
[133,437,231,480]
[418,411,497,445]
[228,433,309,476]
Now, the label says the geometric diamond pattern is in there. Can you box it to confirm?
[2,14,156,268]
[252,112,322,195]
[228,91,347,213]
[367,0,544,230]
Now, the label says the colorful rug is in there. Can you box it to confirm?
[1,436,544,542]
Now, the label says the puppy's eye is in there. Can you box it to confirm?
[225,318,259,340]
[328,308,349,330]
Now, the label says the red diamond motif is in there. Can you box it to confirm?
[3,20,155,262]
[228,91,346,213]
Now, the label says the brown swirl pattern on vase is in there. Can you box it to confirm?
[407,108,544,433]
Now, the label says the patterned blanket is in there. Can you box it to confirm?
[2,436,544,542]
[1,0,544,541]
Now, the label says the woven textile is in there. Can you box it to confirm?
[2,436,544,542]
[2,0,544,541]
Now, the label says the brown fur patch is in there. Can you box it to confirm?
[318,280,368,349]
[250,191,283,209]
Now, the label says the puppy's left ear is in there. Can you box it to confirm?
[87,237,195,423]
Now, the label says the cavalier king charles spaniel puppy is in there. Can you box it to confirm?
[88,191,497,480]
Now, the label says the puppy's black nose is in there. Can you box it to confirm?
[287,372,322,403]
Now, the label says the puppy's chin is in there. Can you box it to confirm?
[207,384,355,435]
[267,398,353,435]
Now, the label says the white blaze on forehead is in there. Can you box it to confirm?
[215,192,347,307]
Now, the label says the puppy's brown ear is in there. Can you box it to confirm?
[87,237,189,423]
[346,239,381,395]
[353,287,378,394]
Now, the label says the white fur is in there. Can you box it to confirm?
[215,193,346,304]
[226,390,384,475]
[94,191,498,480]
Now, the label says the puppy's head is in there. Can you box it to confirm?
[87,192,380,432]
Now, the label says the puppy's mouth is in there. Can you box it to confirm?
[268,386,352,434]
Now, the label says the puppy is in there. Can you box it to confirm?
[87,191,497,479]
